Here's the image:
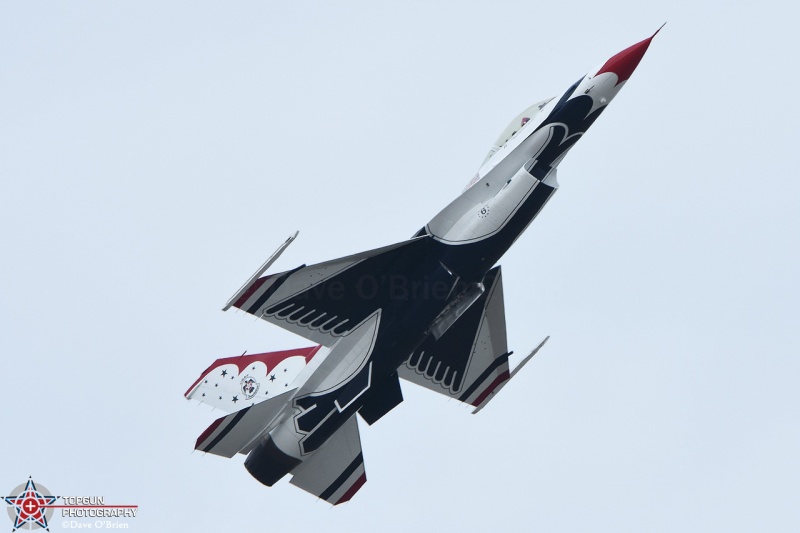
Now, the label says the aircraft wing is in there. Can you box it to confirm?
[228,236,433,347]
[398,266,512,411]
[289,414,366,505]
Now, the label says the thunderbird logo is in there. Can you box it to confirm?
[4,478,57,531]
[240,376,260,399]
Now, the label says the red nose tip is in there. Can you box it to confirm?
[596,25,662,85]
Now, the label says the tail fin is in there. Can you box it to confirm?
[185,346,322,413]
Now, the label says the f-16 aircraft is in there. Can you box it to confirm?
[186,30,658,504]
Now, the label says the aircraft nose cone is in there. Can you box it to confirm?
[595,26,662,85]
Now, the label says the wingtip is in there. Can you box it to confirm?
[508,335,550,380]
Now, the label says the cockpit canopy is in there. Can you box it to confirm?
[481,98,554,167]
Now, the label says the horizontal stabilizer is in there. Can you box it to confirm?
[195,388,295,457]
[290,414,366,505]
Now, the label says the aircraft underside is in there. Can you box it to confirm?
[186,28,658,504]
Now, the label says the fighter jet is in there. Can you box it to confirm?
[186,30,658,504]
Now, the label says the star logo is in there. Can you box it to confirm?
[4,478,58,531]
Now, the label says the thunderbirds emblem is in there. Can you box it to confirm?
[240,375,260,400]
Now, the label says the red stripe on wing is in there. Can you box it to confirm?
[335,472,367,505]
[233,276,269,309]
[471,370,511,407]
[195,417,225,450]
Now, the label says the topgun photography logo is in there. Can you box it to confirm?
[4,478,56,531]
[4,477,137,531]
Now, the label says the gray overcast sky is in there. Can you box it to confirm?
[2,1,798,531]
